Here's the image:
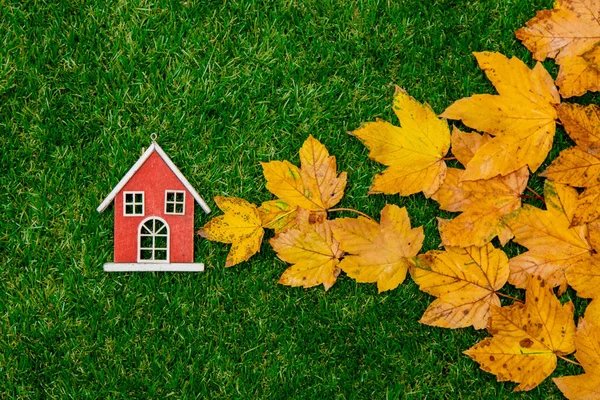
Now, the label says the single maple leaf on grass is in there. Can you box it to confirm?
[411,244,509,330]
[465,277,576,391]
[351,87,450,197]
[553,318,600,399]
[503,180,593,291]
[270,209,343,291]
[198,196,264,267]
[329,204,423,293]
[516,0,600,97]
[431,128,528,247]
[441,52,560,180]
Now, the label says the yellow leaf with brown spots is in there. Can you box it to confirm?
[516,0,600,97]
[554,318,600,399]
[198,196,264,267]
[350,87,450,197]
[329,204,423,293]
[412,244,509,329]
[441,52,559,180]
[566,254,600,299]
[503,180,593,291]
[261,135,347,213]
[270,210,343,291]
[465,277,576,391]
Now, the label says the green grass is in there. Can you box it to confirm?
[1,0,592,398]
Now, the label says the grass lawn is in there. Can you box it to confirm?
[1,0,594,398]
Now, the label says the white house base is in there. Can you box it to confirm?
[104,263,205,272]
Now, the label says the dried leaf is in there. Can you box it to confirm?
[542,103,600,225]
[412,244,509,329]
[554,318,600,399]
[432,167,528,247]
[351,87,450,197]
[503,181,593,290]
[330,204,423,292]
[261,135,347,212]
[586,300,600,322]
[441,52,559,180]
[465,277,576,391]
[198,197,264,267]
[516,0,600,97]
[270,210,343,291]
[450,126,492,167]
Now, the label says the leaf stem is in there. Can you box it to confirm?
[329,208,375,221]
[525,186,544,201]
[558,354,581,367]
[443,156,457,161]
[496,292,524,303]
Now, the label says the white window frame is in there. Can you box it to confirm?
[164,190,186,215]
[138,217,170,263]
[123,191,145,216]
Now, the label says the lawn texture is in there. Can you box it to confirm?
[0,0,591,398]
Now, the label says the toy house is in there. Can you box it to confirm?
[97,142,211,271]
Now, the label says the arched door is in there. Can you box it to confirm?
[138,217,170,263]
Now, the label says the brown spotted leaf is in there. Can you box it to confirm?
[465,277,576,391]
[516,0,600,97]
[412,244,509,329]
[503,180,593,291]
[198,197,264,267]
[270,210,343,291]
[329,204,423,293]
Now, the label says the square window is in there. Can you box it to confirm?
[124,191,144,216]
[165,190,185,215]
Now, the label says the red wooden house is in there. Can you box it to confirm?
[97,142,211,272]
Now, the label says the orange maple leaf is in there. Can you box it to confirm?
[516,0,600,97]
[261,135,346,220]
[412,244,509,330]
[432,128,528,247]
[329,204,423,293]
[503,180,593,291]
[553,318,600,399]
[270,209,343,291]
[441,52,560,180]
[351,87,450,197]
[198,197,264,267]
[542,103,600,225]
[465,277,576,391]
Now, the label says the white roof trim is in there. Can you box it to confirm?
[97,142,211,214]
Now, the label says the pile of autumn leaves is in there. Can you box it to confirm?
[199,1,600,397]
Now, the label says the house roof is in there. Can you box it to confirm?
[97,142,211,214]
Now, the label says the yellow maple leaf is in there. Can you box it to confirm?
[412,244,509,330]
[350,87,450,197]
[441,52,560,181]
[329,204,423,293]
[465,277,576,392]
[542,104,600,225]
[198,196,264,267]
[503,180,593,291]
[516,0,600,97]
[432,128,528,247]
[258,199,298,233]
[270,209,343,291]
[554,318,600,399]
[261,135,346,213]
